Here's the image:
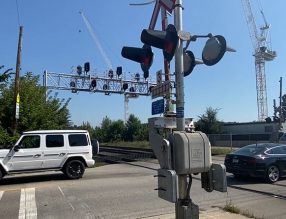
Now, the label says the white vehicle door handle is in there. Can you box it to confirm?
[34,154,41,158]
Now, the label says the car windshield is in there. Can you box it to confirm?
[232,144,267,156]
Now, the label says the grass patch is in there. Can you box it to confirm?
[223,200,240,214]
[93,162,109,167]
[223,200,265,219]
[211,147,233,155]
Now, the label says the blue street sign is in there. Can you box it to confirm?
[176,106,184,118]
[152,99,165,115]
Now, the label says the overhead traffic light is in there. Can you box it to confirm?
[135,73,140,81]
[141,24,178,62]
[116,66,122,77]
[121,44,153,79]
[122,83,128,91]
[90,79,96,89]
[84,62,90,73]
[108,70,114,78]
[77,65,82,75]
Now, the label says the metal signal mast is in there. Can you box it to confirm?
[241,0,276,121]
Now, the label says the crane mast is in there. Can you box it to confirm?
[241,0,276,121]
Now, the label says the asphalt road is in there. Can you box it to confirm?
[0,157,286,219]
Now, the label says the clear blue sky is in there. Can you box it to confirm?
[1,0,285,127]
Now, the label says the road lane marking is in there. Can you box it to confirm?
[58,186,65,197]
[80,202,94,219]
[19,188,37,219]
[19,189,25,219]
[68,203,75,211]
[58,186,75,211]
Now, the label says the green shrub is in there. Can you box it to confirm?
[0,127,19,149]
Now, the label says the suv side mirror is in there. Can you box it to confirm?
[14,145,20,152]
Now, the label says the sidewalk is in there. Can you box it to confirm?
[142,207,249,219]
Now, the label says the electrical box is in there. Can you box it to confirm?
[201,163,227,193]
[157,169,177,203]
[148,117,175,169]
[169,131,211,174]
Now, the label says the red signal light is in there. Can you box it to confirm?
[164,41,175,54]
[141,24,178,62]
[121,44,153,78]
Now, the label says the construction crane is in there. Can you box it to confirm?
[241,0,276,121]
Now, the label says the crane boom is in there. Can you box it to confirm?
[241,0,259,50]
[241,0,276,121]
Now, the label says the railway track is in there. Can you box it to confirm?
[95,146,156,164]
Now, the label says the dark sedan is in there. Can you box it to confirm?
[224,143,286,183]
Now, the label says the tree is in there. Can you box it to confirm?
[99,116,112,142]
[281,94,286,122]
[94,126,104,142]
[107,120,125,142]
[0,126,19,149]
[124,114,142,141]
[195,107,222,134]
[135,123,149,141]
[0,66,13,83]
[97,117,125,142]
[79,121,95,138]
[0,72,71,134]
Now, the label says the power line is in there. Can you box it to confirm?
[129,0,155,6]
[15,0,21,26]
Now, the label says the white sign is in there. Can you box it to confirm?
[16,103,20,119]
[159,0,176,13]
[151,81,172,99]
[149,0,176,29]
[156,70,162,84]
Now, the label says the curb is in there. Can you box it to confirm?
[141,208,249,219]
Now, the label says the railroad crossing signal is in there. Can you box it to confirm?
[121,44,154,79]
[141,24,178,62]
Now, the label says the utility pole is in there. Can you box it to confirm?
[12,26,23,135]
[174,1,199,218]
[174,0,184,132]
[279,77,283,129]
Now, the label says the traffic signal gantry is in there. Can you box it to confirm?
[43,62,157,123]
[122,1,235,218]
[44,63,156,96]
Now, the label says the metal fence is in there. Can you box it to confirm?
[208,133,276,148]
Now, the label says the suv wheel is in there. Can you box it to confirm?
[64,160,85,179]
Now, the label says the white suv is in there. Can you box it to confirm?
[0,130,95,180]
